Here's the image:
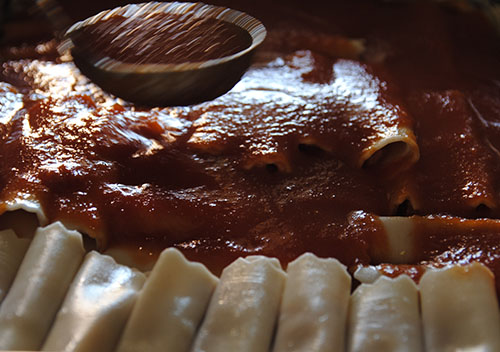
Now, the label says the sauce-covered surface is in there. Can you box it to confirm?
[350,212,500,292]
[2,0,500,277]
[72,12,252,64]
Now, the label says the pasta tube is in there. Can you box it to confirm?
[191,256,286,352]
[116,248,218,352]
[273,253,351,352]
[420,263,500,352]
[42,251,146,352]
[0,222,85,350]
[347,275,423,352]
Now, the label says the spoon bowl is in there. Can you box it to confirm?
[61,2,267,106]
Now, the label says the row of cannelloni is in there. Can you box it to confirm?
[1,222,500,351]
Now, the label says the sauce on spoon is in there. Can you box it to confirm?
[61,2,266,106]
[73,12,253,65]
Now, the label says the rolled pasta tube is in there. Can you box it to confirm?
[345,211,417,266]
[361,133,419,172]
[420,263,500,352]
[42,251,146,352]
[191,256,286,352]
[272,253,351,352]
[371,216,415,264]
[364,214,500,271]
[0,222,85,351]
[406,90,498,213]
[116,248,218,352]
[187,56,418,174]
[347,275,423,352]
[0,229,30,303]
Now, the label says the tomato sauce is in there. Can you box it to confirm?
[1,0,500,277]
[72,12,252,64]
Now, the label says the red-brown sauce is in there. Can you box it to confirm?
[72,12,252,64]
[2,0,500,278]
[359,215,500,293]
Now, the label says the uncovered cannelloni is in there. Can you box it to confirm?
[191,256,286,352]
[116,248,218,352]
[0,221,500,351]
[0,222,85,350]
[420,264,500,352]
[42,251,146,352]
[347,275,422,352]
[273,253,351,352]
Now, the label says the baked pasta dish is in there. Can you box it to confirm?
[1,0,500,351]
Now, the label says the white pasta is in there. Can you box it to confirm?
[2,198,47,226]
[191,256,286,352]
[361,130,419,172]
[353,265,382,284]
[42,251,146,352]
[0,222,85,351]
[420,263,500,352]
[115,248,218,352]
[272,253,351,352]
[347,275,423,352]
[0,229,30,304]
[375,216,415,263]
